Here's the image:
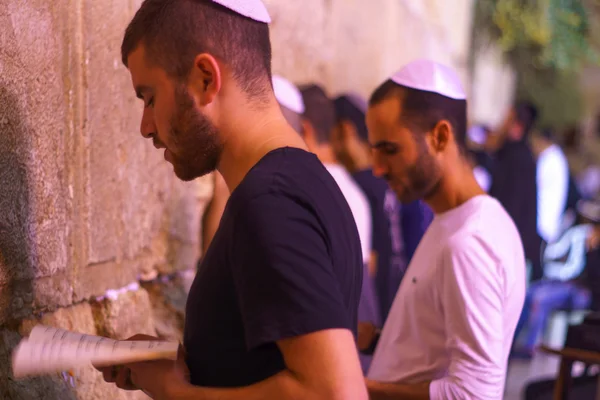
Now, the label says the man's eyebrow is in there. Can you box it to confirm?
[134,85,152,100]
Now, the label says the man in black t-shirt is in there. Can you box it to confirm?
[100,1,367,399]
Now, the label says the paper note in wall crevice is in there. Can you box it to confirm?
[12,325,179,379]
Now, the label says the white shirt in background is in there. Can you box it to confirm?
[537,144,569,243]
[325,164,372,263]
[368,195,526,400]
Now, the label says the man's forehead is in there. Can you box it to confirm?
[367,96,402,128]
[127,45,159,89]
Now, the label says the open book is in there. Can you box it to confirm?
[12,325,179,379]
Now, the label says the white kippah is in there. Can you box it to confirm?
[272,75,305,114]
[212,0,271,23]
[390,59,466,100]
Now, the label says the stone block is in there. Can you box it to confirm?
[0,0,68,283]
[92,287,157,340]
[83,0,173,265]
[73,260,139,303]
[32,271,73,311]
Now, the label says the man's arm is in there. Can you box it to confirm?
[366,379,430,400]
[169,329,367,400]
[367,235,508,400]
[429,235,507,400]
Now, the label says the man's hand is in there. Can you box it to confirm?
[127,345,190,400]
[96,333,190,399]
[357,322,378,352]
[96,334,158,391]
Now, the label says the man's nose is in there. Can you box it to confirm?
[140,108,156,139]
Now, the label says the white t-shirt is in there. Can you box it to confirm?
[325,164,372,263]
[368,195,526,400]
[537,144,569,243]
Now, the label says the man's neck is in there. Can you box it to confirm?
[217,105,308,192]
[424,160,486,214]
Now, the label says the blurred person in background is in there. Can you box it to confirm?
[300,85,379,374]
[489,102,541,281]
[530,127,570,244]
[512,198,600,358]
[363,60,525,399]
[331,93,433,323]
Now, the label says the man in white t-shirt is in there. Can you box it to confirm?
[531,128,569,243]
[300,84,379,374]
[361,60,526,399]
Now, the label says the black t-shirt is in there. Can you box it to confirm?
[184,147,363,388]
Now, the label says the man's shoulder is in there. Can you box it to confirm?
[446,199,522,260]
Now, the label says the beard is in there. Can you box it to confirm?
[167,86,223,181]
[391,137,442,204]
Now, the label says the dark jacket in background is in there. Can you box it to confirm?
[489,140,542,280]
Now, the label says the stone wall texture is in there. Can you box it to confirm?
[0,1,474,399]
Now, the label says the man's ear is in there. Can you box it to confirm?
[430,120,451,152]
[189,53,222,106]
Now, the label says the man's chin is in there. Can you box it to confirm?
[172,163,214,182]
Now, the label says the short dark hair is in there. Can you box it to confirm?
[514,101,539,138]
[121,0,273,100]
[334,95,368,142]
[300,85,336,144]
[369,80,468,149]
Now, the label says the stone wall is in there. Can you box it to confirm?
[0,0,211,398]
[0,1,475,399]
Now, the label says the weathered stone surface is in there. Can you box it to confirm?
[0,0,69,283]
[142,277,188,343]
[83,0,170,266]
[0,280,35,326]
[92,288,156,340]
[0,329,77,400]
[33,271,73,311]
[73,261,139,303]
